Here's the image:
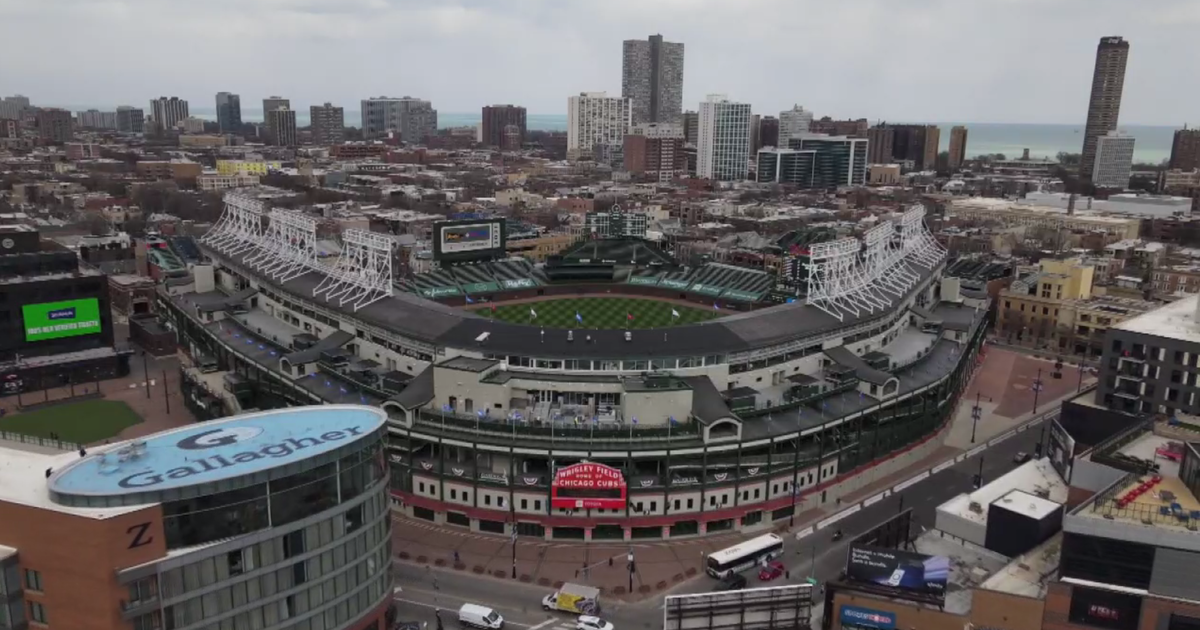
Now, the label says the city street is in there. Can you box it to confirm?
[391,415,1052,630]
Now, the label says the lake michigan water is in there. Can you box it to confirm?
[72,104,1177,164]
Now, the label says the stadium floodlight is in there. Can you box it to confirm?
[898,205,946,269]
[204,191,266,256]
[252,210,318,282]
[313,229,394,311]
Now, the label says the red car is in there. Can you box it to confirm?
[758,561,785,581]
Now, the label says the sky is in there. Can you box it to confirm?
[0,0,1196,125]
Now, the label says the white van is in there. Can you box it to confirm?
[458,604,504,629]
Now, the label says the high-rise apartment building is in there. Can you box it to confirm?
[149,97,188,132]
[265,107,297,147]
[262,96,290,116]
[810,117,868,137]
[0,95,30,121]
[750,114,762,154]
[1092,131,1135,188]
[867,126,894,165]
[116,106,144,134]
[36,108,73,143]
[621,34,684,124]
[566,92,632,161]
[359,97,436,143]
[778,105,814,142]
[948,125,969,169]
[310,103,345,146]
[681,111,699,145]
[697,94,752,182]
[481,105,527,149]
[759,116,779,149]
[76,110,117,130]
[215,92,242,134]
[624,122,685,183]
[1170,127,1200,172]
[1079,36,1130,181]
[888,124,940,170]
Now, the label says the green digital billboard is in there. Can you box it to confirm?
[23,298,103,342]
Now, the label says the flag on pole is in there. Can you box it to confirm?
[491,304,497,312]
[632,417,638,424]
[627,313,634,322]
[529,307,538,319]
[465,295,475,304]
[575,311,583,323]
[669,416,678,425]
[671,309,680,319]
[713,302,720,311]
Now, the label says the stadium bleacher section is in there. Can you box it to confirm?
[628,263,773,302]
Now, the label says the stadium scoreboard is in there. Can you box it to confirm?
[433,218,507,263]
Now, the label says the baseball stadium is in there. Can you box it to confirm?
[158,188,988,542]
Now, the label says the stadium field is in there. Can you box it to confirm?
[472,297,722,329]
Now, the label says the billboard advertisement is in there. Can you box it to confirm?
[22,298,103,342]
[1068,585,1142,630]
[846,545,949,597]
[664,584,812,630]
[551,462,627,510]
[1048,418,1076,484]
[432,218,506,262]
[839,606,896,630]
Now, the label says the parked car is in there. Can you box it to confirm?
[712,573,747,592]
[1013,451,1031,464]
[576,616,614,630]
[758,561,786,582]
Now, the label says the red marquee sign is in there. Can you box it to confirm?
[551,462,628,510]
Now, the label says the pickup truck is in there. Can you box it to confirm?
[542,583,601,615]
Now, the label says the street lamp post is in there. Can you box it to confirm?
[970,392,982,444]
[627,551,634,593]
[1032,369,1045,414]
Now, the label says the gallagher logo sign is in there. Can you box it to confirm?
[551,462,627,510]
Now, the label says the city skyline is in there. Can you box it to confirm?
[1,0,1196,126]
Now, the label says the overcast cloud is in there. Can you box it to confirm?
[0,0,1194,125]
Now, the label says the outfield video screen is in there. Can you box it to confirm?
[23,298,103,342]
[433,219,506,262]
[846,545,949,598]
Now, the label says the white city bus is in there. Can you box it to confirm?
[705,533,785,579]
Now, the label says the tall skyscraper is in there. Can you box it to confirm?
[948,126,969,169]
[1079,36,1130,181]
[116,106,144,133]
[1092,131,1135,188]
[1169,127,1200,172]
[779,105,814,142]
[310,103,345,146]
[481,105,527,148]
[750,114,762,154]
[359,97,437,142]
[566,92,632,161]
[265,108,297,147]
[149,97,189,132]
[36,108,74,143]
[216,92,242,134]
[697,94,752,182]
[621,34,684,124]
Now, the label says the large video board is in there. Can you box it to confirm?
[432,218,506,262]
[23,298,103,342]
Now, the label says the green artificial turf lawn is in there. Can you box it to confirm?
[0,399,144,443]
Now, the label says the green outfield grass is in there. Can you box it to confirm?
[472,297,722,329]
[0,399,143,444]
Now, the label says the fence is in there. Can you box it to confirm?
[0,430,82,452]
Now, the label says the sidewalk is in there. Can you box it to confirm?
[390,348,1088,601]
